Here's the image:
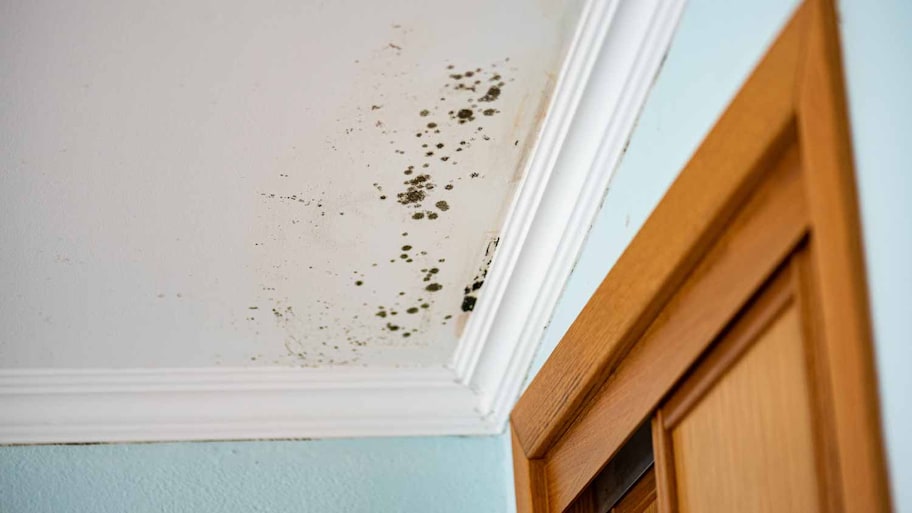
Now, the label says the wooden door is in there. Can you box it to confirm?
[510,1,890,512]
[653,251,833,513]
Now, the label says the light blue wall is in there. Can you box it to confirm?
[527,0,911,510]
[838,1,912,509]
[0,435,514,513]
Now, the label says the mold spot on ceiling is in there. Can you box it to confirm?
[461,237,500,312]
[242,56,518,366]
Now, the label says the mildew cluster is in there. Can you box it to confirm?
[461,237,499,312]
[378,61,512,223]
[243,50,515,366]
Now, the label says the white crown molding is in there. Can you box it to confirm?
[453,0,686,430]
[0,366,490,443]
[0,0,685,444]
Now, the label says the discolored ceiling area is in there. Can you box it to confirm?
[0,0,584,369]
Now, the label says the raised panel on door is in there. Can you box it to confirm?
[654,256,827,513]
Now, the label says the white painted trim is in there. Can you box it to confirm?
[0,366,491,443]
[452,0,687,428]
[0,0,685,444]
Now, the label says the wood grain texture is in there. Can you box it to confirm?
[660,266,795,429]
[512,424,549,513]
[566,488,597,513]
[544,145,809,511]
[652,414,676,513]
[796,0,891,510]
[791,248,844,512]
[511,3,809,460]
[669,303,821,513]
[611,469,657,513]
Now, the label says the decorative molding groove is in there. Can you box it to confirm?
[0,0,685,444]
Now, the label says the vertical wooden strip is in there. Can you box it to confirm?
[513,424,550,513]
[651,413,676,513]
[797,0,891,510]
[790,248,844,512]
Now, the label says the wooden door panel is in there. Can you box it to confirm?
[669,302,820,513]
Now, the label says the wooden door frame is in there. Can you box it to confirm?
[510,1,890,511]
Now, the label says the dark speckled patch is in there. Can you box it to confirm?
[245,54,516,365]
[479,86,501,102]
[461,237,499,312]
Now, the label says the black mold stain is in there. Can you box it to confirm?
[397,189,425,205]
[247,56,516,364]
[461,237,500,312]
[419,266,439,283]
[396,174,435,208]
[479,86,501,102]
[373,59,509,231]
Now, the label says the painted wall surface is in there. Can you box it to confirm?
[838,1,912,509]
[0,435,514,513]
[527,0,911,510]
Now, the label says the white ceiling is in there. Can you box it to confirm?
[0,0,584,369]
